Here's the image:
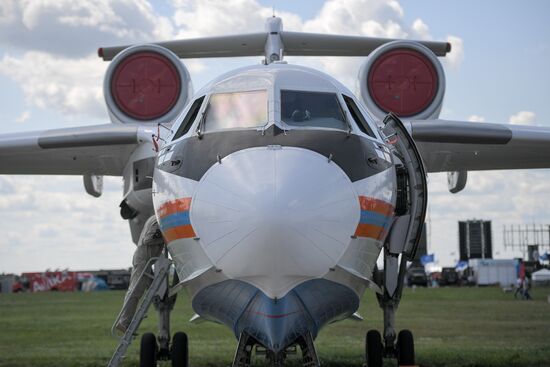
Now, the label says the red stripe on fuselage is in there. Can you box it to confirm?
[158,198,191,218]
[158,198,192,218]
[354,223,386,239]
[358,196,394,217]
[251,310,302,319]
[162,225,196,242]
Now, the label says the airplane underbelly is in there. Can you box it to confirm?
[192,278,359,352]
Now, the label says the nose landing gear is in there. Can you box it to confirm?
[232,332,320,367]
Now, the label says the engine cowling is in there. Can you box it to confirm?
[358,41,445,120]
[104,44,192,124]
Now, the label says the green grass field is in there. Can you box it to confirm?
[0,286,549,367]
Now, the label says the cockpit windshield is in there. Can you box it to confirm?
[204,90,267,131]
[281,90,347,130]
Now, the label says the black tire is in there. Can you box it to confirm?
[140,332,158,367]
[365,329,383,367]
[397,329,415,366]
[171,331,189,367]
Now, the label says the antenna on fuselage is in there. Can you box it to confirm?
[264,17,284,64]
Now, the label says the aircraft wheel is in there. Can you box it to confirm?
[365,329,383,367]
[397,329,415,366]
[171,331,189,367]
[140,332,158,367]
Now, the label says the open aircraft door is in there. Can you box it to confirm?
[383,113,428,262]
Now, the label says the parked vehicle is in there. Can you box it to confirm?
[440,267,459,286]
[406,266,428,287]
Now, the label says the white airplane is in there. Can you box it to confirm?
[2,17,550,367]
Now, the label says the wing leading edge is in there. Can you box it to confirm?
[409,120,550,172]
[0,124,152,176]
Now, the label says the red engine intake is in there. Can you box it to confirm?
[104,45,192,124]
[358,41,445,120]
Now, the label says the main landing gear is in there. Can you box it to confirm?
[139,330,189,367]
[364,253,417,367]
[366,329,414,367]
[138,274,189,367]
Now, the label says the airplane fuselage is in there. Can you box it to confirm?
[152,64,397,351]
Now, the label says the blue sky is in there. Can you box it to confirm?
[0,0,549,272]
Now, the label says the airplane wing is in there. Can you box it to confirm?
[408,120,550,172]
[0,124,152,175]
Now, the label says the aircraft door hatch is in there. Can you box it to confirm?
[382,113,428,260]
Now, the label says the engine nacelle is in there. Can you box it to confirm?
[358,41,445,121]
[104,44,192,124]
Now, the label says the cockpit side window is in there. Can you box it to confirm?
[203,90,267,131]
[343,95,376,138]
[281,90,347,131]
[172,96,205,141]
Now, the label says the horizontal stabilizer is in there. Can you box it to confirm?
[99,33,267,61]
[98,31,451,61]
[282,31,450,57]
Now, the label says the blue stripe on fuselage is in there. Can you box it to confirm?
[359,210,390,227]
[159,211,190,230]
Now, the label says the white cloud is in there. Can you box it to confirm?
[0,52,107,121]
[0,0,214,122]
[303,0,405,35]
[467,114,485,122]
[411,18,430,40]
[0,176,133,273]
[172,0,302,38]
[0,0,174,57]
[509,111,537,125]
[443,35,464,69]
[15,110,31,123]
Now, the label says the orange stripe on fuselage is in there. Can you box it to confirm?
[358,196,394,217]
[162,225,196,242]
[354,223,386,239]
[158,198,192,218]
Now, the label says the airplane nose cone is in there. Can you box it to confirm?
[190,146,360,298]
